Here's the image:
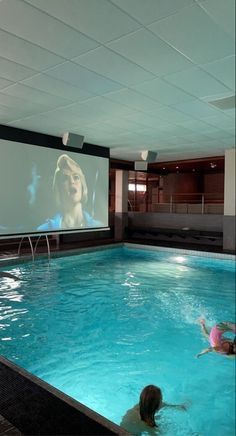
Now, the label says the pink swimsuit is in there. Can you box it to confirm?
[209,323,236,348]
[209,325,224,347]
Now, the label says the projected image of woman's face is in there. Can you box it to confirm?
[0,140,109,235]
[54,154,88,211]
[60,170,83,206]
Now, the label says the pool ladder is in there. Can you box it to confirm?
[18,235,51,261]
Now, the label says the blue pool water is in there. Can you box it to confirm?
[0,246,235,436]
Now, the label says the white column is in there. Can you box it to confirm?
[224,148,235,215]
[223,148,236,252]
[114,170,128,240]
[115,170,128,213]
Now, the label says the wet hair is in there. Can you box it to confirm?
[227,338,236,355]
[53,154,88,205]
[139,385,163,427]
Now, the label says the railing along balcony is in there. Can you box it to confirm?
[129,192,224,214]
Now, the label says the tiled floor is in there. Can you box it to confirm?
[0,416,22,436]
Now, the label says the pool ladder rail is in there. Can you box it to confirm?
[18,235,51,261]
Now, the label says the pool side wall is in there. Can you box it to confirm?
[0,356,129,436]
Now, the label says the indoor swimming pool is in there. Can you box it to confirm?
[0,245,235,436]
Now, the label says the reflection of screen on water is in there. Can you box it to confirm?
[0,139,109,236]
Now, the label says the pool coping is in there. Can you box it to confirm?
[0,242,235,267]
[0,356,129,435]
[124,242,236,260]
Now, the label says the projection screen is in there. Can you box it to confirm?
[0,139,109,237]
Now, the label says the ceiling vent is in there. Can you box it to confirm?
[208,95,235,110]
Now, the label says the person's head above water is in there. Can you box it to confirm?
[53,154,88,208]
[222,338,236,355]
[139,385,163,427]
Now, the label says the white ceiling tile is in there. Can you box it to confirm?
[0,56,37,81]
[156,125,194,137]
[149,106,194,123]
[0,0,234,161]
[45,61,124,94]
[80,121,122,135]
[198,0,235,38]
[204,129,234,140]
[36,104,93,125]
[201,56,235,91]
[103,116,146,132]
[225,128,236,137]
[24,0,141,43]
[22,74,94,102]
[164,66,231,98]
[73,46,155,86]
[149,4,235,64]
[78,96,135,118]
[197,141,227,150]
[176,119,221,132]
[125,111,168,129]
[0,91,50,114]
[7,114,75,136]
[203,114,235,129]
[0,0,98,58]
[2,83,72,108]
[0,103,31,123]
[178,132,212,142]
[110,0,195,25]
[161,135,194,145]
[132,77,194,105]
[107,29,193,75]
[0,29,64,70]
[172,99,224,118]
[225,108,235,119]
[104,88,164,112]
[0,77,13,89]
[43,98,133,127]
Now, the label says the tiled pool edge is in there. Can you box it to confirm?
[124,243,236,261]
[0,242,235,267]
[0,243,123,266]
[0,356,129,436]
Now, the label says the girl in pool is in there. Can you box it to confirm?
[120,385,187,434]
[197,319,236,358]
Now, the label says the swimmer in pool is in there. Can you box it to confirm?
[120,385,187,434]
[0,272,20,280]
[196,319,236,358]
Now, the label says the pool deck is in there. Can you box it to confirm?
[0,235,233,262]
[0,415,22,435]
[0,357,129,436]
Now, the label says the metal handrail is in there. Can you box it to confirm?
[18,236,34,261]
[34,235,50,260]
[18,235,51,261]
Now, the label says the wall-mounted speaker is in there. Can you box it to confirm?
[141,150,158,162]
[62,132,84,149]
[134,161,148,171]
